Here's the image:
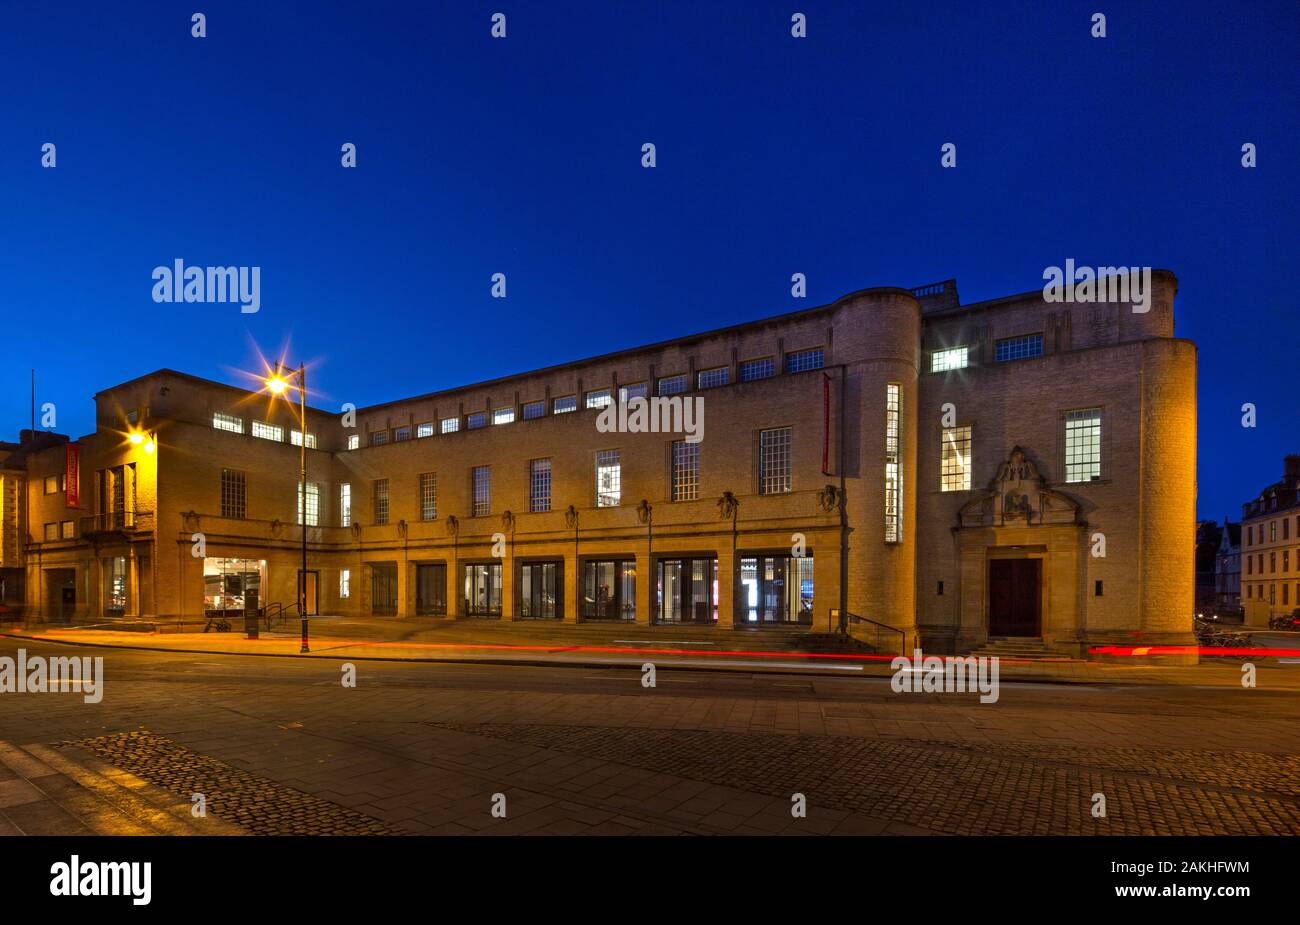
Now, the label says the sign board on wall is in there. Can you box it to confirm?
[65,443,79,508]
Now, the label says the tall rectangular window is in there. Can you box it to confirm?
[585,389,612,409]
[339,569,351,599]
[940,425,972,491]
[784,348,824,373]
[252,421,283,441]
[995,334,1044,362]
[339,483,351,527]
[553,395,577,414]
[347,434,360,450]
[213,412,244,434]
[759,427,792,495]
[522,400,545,420]
[290,430,316,447]
[672,440,699,501]
[441,417,460,434]
[657,375,687,396]
[472,466,491,517]
[739,358,775,382]
[931,347,969,372]
[221,469,246,519]
[373,479,389,525]
[1064,408,1102,482]
[296,481,320,526]
[885,384,902,542]
[697,367,729,389]
[596,450,621,507]
[530,458,552,513]
[420,472,438,521]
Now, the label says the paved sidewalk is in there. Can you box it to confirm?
[6,617,1300,688]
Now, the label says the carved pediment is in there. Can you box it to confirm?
[958,446,1080,528]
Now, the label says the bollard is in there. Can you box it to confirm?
[244,589,259,640]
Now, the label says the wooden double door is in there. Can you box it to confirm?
[988,558,1041,637]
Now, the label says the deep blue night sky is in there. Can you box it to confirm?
[2,1,1296,521]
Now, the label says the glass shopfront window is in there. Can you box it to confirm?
[582,559,635,621]
[464,563,503,617]
[657,558,718,623]
[416,563,446,615]
[103,556,128,617]
[519,561,563,619]
[203,557,265,614]
[738,555,813,624]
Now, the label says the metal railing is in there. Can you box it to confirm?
[79,510,154,534]
[263,600,301,631]
[830,609,907,655]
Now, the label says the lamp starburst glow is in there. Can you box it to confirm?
[266,374,290,395]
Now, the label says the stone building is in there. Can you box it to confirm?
[10,273,1198,656]
[1213,520,1241,614]
[1241,456,1300,626]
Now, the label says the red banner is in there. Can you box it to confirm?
[65,443,79,508]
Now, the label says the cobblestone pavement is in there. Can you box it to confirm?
[432,722,1300,835]
[58,731,397,835]
[1,639,1298,836]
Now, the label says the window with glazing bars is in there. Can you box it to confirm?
[885,384,902,542]
[672,440,699,501]
[931,347,968,372]
[530,458,551,512]
[995,334,1044,362]
[467,412,487,429]
[697,367,729,389]
[221,469,246,519]
[657,375,687,396]
[619,383,648,403]
[739,358,774,382]
[420,472,437,521]
[585,389,612,409]
[371,430,389,446]
[784,348,824,373]
[759,427,791,495]
[394,426,411,442]
[339,483,351,527]
[296,481,320,526]
[553,395,577,414]
[252,421,282,441]
[441,417,460,433]
[416,423,434,438]
[493,407,515,425]
[213,412,243,434]
[522,401,545,420]
[291,430,317,447]
[1064,408,1102,482]
[596,450,621,506]
[373,479,389,525]
[347,434,360,450]
[940,425,972,491]
[472,466,491,516]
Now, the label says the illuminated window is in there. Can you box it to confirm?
[472,466,491,517]
[339,483,351,527]
[785,348,824,373]
[657,375,687,396]
[931,347,969,372]
[995,334,1043,362]
[553,395,577,414]
[44,522,57,541]
[347,434,360,450]
[252,421,282,441]
[1064,408,1102,482]
[492,407,515,425]
[530,458,551,513]
[672,440,699,501]
[697,367,729,389]
[221,469,246,519]
[596,450,621,507]
[420,472,438,521]
[416,423,434,438]
[739,358,775,382]
[213,412,243,434]
[296,481,320,526]
[586,389,612,410]
[60,520,74,539]
[373,479,389,525]
[339,569,351,599]
[941,425,972,491]
[290,430,316,448]
[441,417,460,434]
[885,384,902,542]
[759,427,792,495]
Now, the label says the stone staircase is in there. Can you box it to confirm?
[966,636,1056,660]
[0,739,246,836]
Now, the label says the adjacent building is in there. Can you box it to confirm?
[8,272,1198,656]
[1213,519,1241,614]
[1241,456,1300,626]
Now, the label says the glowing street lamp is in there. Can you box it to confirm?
[264,363,310,653]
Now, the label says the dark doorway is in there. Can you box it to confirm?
[371,564,397,615]
[416,563,447,615]
[988,558,1041,636]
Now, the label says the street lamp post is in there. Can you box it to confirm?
[267,363,310,653]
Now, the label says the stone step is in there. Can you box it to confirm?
[0,740,244,836]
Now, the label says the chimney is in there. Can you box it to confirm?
[1285,454,1300,489]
